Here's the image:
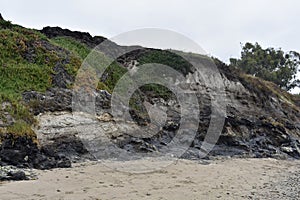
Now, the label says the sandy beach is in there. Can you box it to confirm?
[1,158,300,200]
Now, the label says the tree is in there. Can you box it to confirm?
[230,42,300,91]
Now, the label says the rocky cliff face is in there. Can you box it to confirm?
[23,47,300,162]
[1,23,300,174]
[206,62,300,158]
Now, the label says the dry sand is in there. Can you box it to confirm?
[0,158,300,200]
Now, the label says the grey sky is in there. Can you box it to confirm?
[1,0,300,92]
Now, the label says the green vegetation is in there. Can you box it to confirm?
[230,42,300,91]
[0,65,52,96]
[135,49,193,100]
[0,22,52,137]
[51,36,91,60]
[0,19,12,29]
[139,84,174,100]
[6,120,36,138]
[99,62,127,93]
[50,36,91,77]
[0,19,82,138]
[138,49,193,75]
[0,18,130,138]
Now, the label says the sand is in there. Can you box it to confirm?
[0,158,300,200]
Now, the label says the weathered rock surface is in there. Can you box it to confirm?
[23,88,111,115]
[33,111,163,161]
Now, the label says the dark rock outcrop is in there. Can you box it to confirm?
[52,62,75,88]
[0,135,71,169]
[23,88,73,115]
[41,26,106,48]
[41,135,92,162]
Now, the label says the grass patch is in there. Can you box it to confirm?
[51,36,91,60]
[5,120,36,138]
[139,84,174,100]
[0,65,52,94]
[138,49,193,75]
[99,62,128,93]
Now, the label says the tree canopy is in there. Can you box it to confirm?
[230,42,300,91]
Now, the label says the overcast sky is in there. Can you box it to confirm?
[1,0,300,91]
